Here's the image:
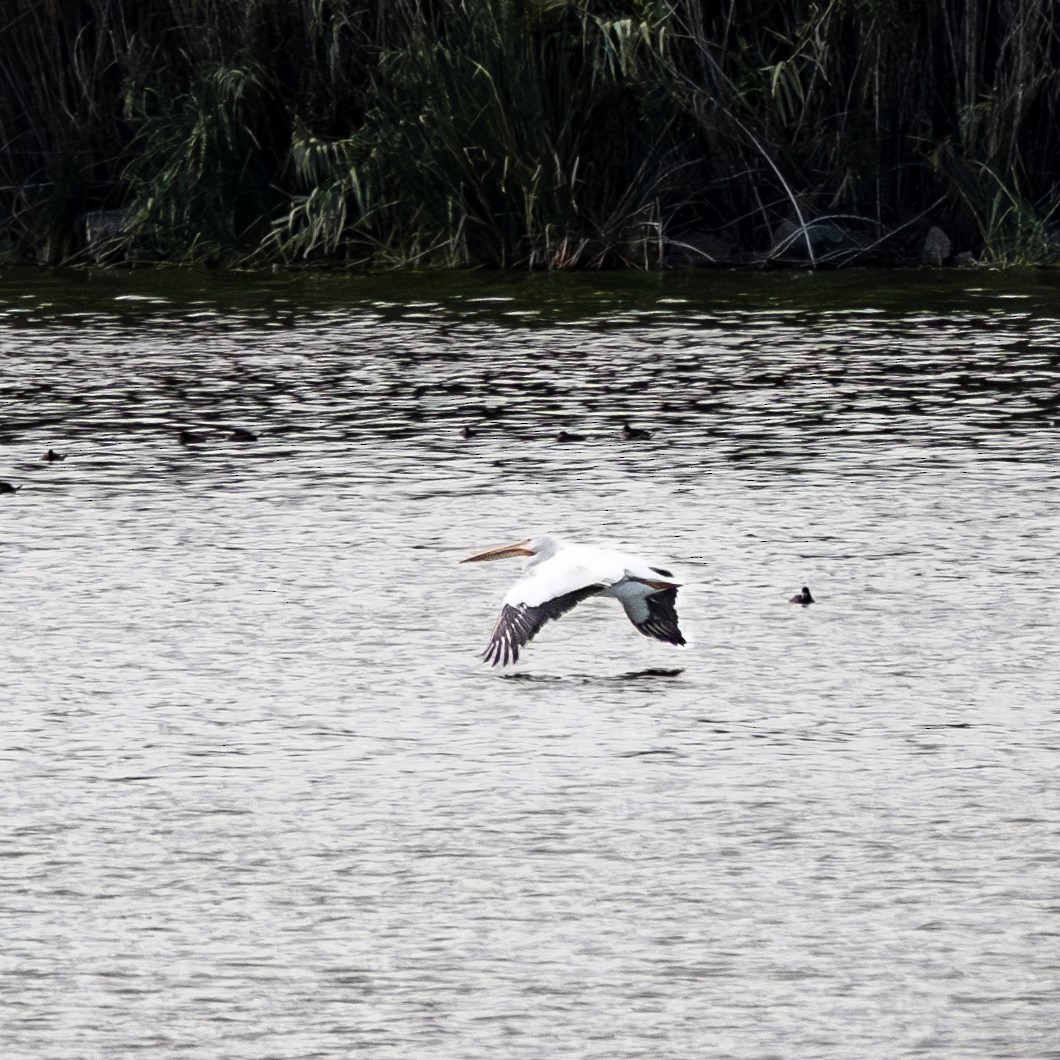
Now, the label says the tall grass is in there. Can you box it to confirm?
[267,0,692,267]
[1,0,1058,267]
[123,63,278,261]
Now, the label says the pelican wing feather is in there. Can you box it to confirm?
[484,584,604,666]
[609,580,686,645]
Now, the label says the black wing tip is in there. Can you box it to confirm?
[638,626,686,646]
[482,641,519,666]
[636,586,686,646]
[477,588,602,668]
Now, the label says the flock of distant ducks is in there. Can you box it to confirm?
[462,421,654,443]
[1,422,815,607]
[0,430,259,495]
[1,448,65,493]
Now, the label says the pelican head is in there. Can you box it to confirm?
[461,533,561,564]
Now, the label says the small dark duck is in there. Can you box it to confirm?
[789,586,814,606]
[622,422,652,440]
[43,449,66,462]
[228,428,258,442]
[556,431,587,443]
[0,481,22,494]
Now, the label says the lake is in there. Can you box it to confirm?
[1,266,1058,1058]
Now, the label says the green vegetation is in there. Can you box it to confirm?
[2,0,1058,268]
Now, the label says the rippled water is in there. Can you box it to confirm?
[2,267,1059,1058]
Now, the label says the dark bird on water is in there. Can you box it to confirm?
[556,430,587,443]
[229,428,258,442]
[461,426,476,439]
[622,422,652,440]
[43,449,65,462]
[789,586,814,606]
[179,429,207,445]
[0,481,22,494]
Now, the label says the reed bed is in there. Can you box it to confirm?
[2,0,1057,267]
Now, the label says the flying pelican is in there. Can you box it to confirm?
[789,586,814,606]
[461,533,686,665]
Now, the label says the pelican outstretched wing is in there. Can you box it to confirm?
[483,584,604,666]
[464,535,687,665]
[611,581,686,646]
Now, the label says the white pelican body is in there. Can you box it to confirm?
[462,533,686,665]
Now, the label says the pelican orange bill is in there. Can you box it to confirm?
[460,541,534,563]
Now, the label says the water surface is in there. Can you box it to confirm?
[1,267,1058,1058]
